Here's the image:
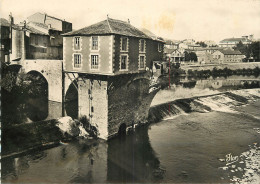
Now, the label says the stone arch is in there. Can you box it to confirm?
[25,70,49,96]
[24,70,49,121]
[64,78,78,119]
[21,60,63,102]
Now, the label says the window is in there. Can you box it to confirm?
[139,55,145,69]
[35,36,38,45]
[158,43,163,52]
[120,55,128,70]
[91,55,99,69]
[140,39,145,52]
[92,36,98,50]
[121,37,128,51]
[74,37,80,50]
[74,54,81,68]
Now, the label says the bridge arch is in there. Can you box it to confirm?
[64,79,78,119]
[20,60,63,102]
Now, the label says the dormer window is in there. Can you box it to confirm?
[92,36,98,50]
[139,39,145,53]
[121,37,128,51]
[74,37,80,50]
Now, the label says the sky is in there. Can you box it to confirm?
[1,0,260,42]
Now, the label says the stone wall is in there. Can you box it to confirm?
[75,72,157,139]
[78,76,108,139]
[107,73,156,138]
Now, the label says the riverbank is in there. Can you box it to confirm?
[1,117,96,158]
[181,62,260,71]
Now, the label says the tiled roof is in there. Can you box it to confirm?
[26,25,48,35]
[28,22,60,31]
[0,18,10,27]
[219,49,242,55]
[63,18,151,39]
[140,28,164,42]
[164,48,176,54]
[220,37,251,43]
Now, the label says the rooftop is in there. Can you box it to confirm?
[63,17,152,39]
[0,18,10,27]
[25,25,48,35]
[219,49,243,55]
[220,37,251,43]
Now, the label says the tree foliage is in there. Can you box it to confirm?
[234,41,260,61]
[184,51,197,61]
[196,41,207,47]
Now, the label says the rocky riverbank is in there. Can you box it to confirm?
[1,117,95,158]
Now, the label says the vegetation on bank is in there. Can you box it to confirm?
[187,67,260,78]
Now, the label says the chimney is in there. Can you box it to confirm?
[128,19,130,24]
[9,12,14,25]
[9,12,13,54]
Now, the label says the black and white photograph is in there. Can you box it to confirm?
[1,0,260,183]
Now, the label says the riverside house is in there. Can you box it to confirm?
[62,17,164,75]
[212,49,245,63]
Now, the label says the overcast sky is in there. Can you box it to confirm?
[1,0,260,42]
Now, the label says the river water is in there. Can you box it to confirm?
[2,76,260,183]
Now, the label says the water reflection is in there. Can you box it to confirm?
[2,126,164,183]
[107,127,162,183]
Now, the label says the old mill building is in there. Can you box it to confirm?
[62,17,165,139]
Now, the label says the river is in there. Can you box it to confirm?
[2,75,260,183]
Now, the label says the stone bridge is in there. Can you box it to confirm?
[14,59,63,102]
[10,59,160,139]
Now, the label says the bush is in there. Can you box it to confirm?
[79,115,98,138]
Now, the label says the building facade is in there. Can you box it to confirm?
[63,18,164,75]
[219,37,252,48]
[2,13,73,62]
[63,17,164,139]
[212,49,245,63]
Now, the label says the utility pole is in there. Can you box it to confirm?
[169,57,171,89]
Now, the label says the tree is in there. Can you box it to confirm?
[190,52,198,61]
[250,41,260,61]
[234,41,260,61]
[196,41,207,48]
[184,51,191,61]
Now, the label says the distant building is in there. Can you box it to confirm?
[164,47,185,62]
[164,39,179,49]
[203,40,217,47]
[63,17,164,75]
[27,12,72,33]
[212,49,245,63]
[2,13,72,61]
[0,18,11,62]
[219,36,252,48]
[25,12,72,59]
[195,50,214,64]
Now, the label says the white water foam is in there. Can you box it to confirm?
[231,89,260,101]
[195,95,238,113]
[220,144,260,183]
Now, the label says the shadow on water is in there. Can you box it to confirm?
[107,126,164,183]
